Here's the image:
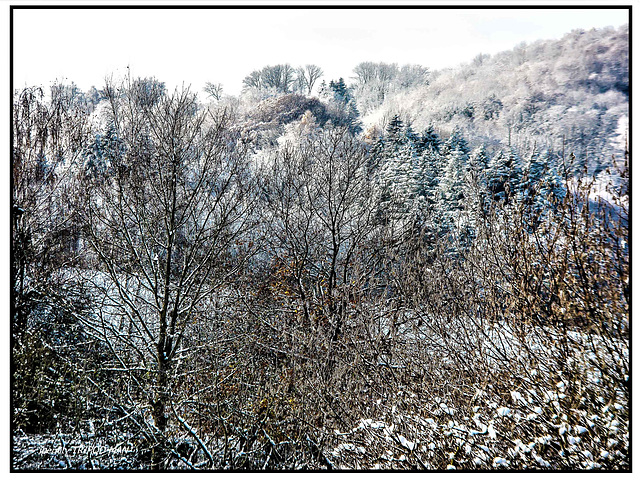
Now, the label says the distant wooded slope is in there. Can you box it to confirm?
[358,24,628,173]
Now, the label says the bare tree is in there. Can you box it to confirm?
[80,78,258,468]
[263,126,378,345]
[262,64,296,93]
[353,62,378,85]
[204,82,223,101]
[242,70,263,91]
[296,64,324,95]
[243,64,296,94]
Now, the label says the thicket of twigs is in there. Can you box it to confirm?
[12,83,628,470]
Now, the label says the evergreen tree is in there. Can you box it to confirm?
[517,148,567,228]
[386,114,404,139]
[344,99,363,135]
[329,78,349,102]
[520,147,546,202]
[415,146,444,209]
[404,122,419,148]
[416,124,441,154]
[381,115,406,157]
[524,148,547,185]
[377,138,415,217]
[439,147,467,220]
[487,146,523,201]
[467,144,489,176]
[407,146,444,239]
[323,78,361,135]
[317,80,329,97]
[536,150,566,207]
[441,126,470,159]
[84,123,125,180]
[437,127,470,224]
[462,144,492,230]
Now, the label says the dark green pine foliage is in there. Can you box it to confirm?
[389,141,418,217]
[411,145,449,248]
[414,146,443,208]
[541,157,566,204]
[376,116,418,218]
[380,114,407,158]
[467,144,490,178]
[436,127,470,225]
[329,78,349,102]
[487,146,523,202]
[439,147,467,219]
[84,123,126,179]
[524,148,547,185]
[415,124,441,154]
[404,123,420,148]
[521,147,547,201]
[412,145,446,244]
[505,146,524,199]
[465,144,491,225]
[517,148,566,231]
[441,126,470,159]
[368,134,386,174]
[344,101,362,135]
[386,114,405,141]
[317,80,329,97]
[327,78,362,134]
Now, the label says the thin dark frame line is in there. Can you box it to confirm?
[8,4,634,9]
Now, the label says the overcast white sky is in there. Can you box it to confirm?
[12,7,630,96]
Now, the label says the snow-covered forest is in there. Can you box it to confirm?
[12,23,628,470]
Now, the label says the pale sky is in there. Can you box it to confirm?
[12,6,630,97]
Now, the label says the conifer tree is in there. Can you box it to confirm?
[329,78,349,101]
[84,123,125,179]
[463,144,491,230]
[439,147,467,221]
[487,146,523,201]
[415,146,444,210]
[467,144,489,177]
[381,114,406,158]
[528,149,547,184]
[377,137,415,218]
[404,122,419,148]
[441,126,469,159]
[416,124,441,154]
[540,152,566,204]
